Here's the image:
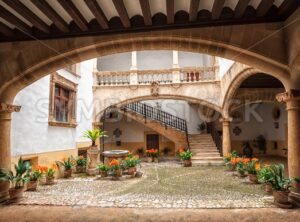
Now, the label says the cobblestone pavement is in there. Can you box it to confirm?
[17,162,275,209]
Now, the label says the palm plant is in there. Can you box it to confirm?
[83,129,107,146]
[0,157,31,189]
[269,164,292,191]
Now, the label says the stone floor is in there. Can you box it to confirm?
[16,162,276,209]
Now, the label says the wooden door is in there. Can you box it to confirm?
[146,134,159,150]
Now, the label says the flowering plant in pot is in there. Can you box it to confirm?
[246,158,260,183]
[236,158,250,177]
[97,164,109,177]
[258,165,274,193]
[0,157,30,200]
[26,167,43,191]
[269,164,293,207]
[56,156,75,178]
[180,150,193,167]
[45,164,57,185]
[125,157,140,175]
[224,150,237,171]
[146,149,159,162]
[76,155,87,173]
[109,159,122,177]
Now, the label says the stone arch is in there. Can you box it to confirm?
[222,67,289,117]
[0,33,289,103]
[94,94,222,122]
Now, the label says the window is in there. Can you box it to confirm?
[49,73,77,128]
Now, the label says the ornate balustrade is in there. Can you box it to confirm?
[95,67,217,86]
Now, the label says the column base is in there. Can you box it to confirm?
[289,191,300,207]
[87,168,99,176]
[0,190,9,203]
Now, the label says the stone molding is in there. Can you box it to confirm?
[219,117,232,123]
[0,103,21,113]
[276,90,300,102]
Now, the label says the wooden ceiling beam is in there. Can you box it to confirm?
[0,21,14,37]
[0,5,32,34]
[234,0,251,18]
[278,0,300,17]
[211,0,226,20]
[139,0,152,25]
[189,0,200,22]
[256,0,275,17]
[31,0,69,33]
[84,0,109,29]
[3,0,49,33]
[166,0,174,24]
[112,0,131,28]
[58,0,89,31]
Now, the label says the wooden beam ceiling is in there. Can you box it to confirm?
[212,0,226,20]
[234,0,251,18]
[256,0,275,17]
[0,5,32,34]
[84,0,108,29]
[166,0,175,24]
[278,0,300,17]
[0,21,13,37]
[189,0,200,22]
[112,0,131,28]
[139,0,152,26]
[31,0,69,33]
[3,0,49,33]
[58,0,89,31]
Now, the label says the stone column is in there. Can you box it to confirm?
[276,90,300,205]
[130,51,138,85]
[172,50,180,83]
[220,118,232,156]
[0,103,21,202]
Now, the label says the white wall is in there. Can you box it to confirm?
[231,103,287,141]
[218,58,234,78]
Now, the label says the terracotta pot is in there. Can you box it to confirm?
[128,167,136,175]
[100,170,108,177]
[237,170,247,177]
[248,174,259,184]
[9,187,24,200]
[147,157,153,163]
[46,176,55,185]
[153,157,159,163]
[87,147,100,168]
[265,183,273,193]
[114,169,122,177]
[183,159,192,167]
[76,165,86,173]
[273,190,290,205]
[64,169,72,178]
[27,180,38,191]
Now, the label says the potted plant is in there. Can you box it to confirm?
[56,156,75,178]
[126,158,140,175]
[236,158,250,177]
[46,164,57,185]
[246,158,260,183]
[76,155,87,173]
[258,165,274,193]
[109,159,122,177]
[145,149,154,162]
[269,164,293,207]
[26,167,43,191]
[162,147,171,156]
[180,150,193,167]
[223,150,237,171]
[253,135,267,154]
[97,164,109,177]
[0,157,30,200]
[83,129,107,174]
[152,149,159,163]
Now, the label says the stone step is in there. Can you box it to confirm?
[192,160,224,166]
[193,153,221,157]
[191,151,220,154]
[190,147,217,150]
[192,156,223,161]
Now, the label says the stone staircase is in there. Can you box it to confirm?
[189,134,224,166]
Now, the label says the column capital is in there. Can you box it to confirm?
[0,103,21,113]
[276,89,300,102]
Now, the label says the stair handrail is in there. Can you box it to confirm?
[123,102,190,149]
[207,123,222,156]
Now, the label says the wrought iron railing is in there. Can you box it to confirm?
[123,102,190,149]
[207,123,222,155]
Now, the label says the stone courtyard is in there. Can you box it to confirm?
[17,162,274,209]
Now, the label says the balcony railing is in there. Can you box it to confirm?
[95,67,217,86]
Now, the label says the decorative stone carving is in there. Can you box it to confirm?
[276,90,300,102]
[150,82,159,97]
[0,103,21,113]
